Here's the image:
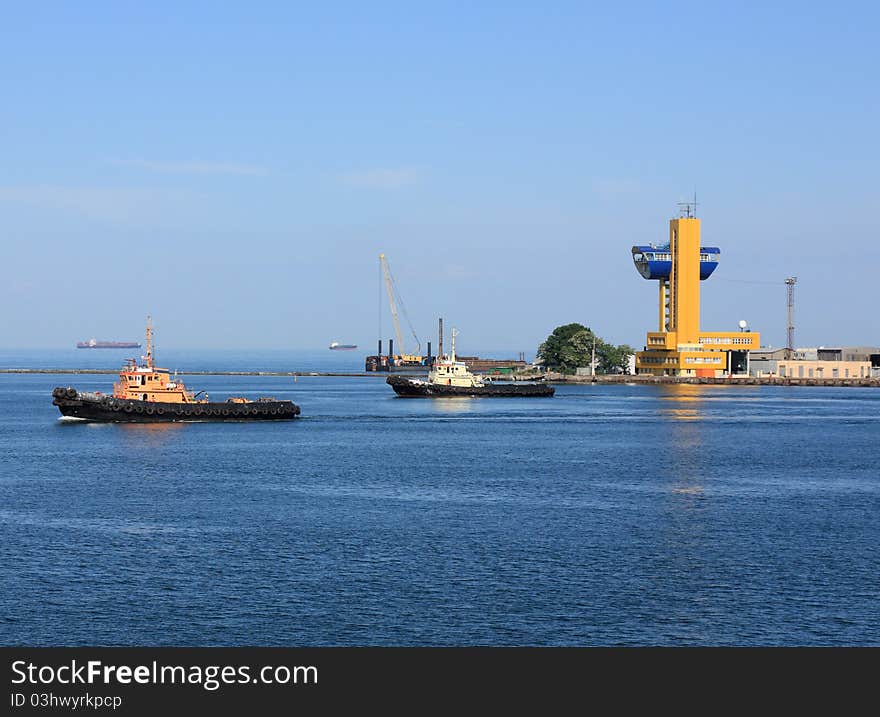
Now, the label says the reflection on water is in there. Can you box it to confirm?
[671,485,704,495]
[657,384,711,422]
[664,407,700,421]
[55,418,186,456]
[668,433,705,497]
[431,398,475,414]
[658,386,708,496]
[119,421,185,446]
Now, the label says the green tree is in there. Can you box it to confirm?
[537,323,598,372]
[538,324,634,374]
[560,329,595,370]
[596,343,635,374]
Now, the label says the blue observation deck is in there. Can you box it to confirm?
[631,244,720,280]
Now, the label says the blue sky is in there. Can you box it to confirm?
[1,2,877,352]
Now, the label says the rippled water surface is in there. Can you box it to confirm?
[1,365,878,645]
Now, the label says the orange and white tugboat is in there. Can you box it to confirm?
[52,317,300,422]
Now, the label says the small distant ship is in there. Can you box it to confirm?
[77,338,141,349]
[329,342,357,350]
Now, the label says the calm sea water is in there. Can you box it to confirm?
[1,352,878,646]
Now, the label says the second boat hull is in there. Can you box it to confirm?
[386,376,554,397]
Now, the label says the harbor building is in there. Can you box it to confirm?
[776,359,871,379]
[632,209,760,376]
[750,346,880,378]
[748,347,788,376]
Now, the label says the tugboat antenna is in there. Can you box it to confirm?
[145,315,153,368]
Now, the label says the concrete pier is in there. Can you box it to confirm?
[543,372,880,387]
[0,368,378,377]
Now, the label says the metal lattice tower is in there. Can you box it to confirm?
[785,277,797,359]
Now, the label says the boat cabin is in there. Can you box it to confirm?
[427,328,484,388]
[111,318,203,404]
[113,361,200,404]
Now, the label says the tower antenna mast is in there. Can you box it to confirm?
[785,277,797,359]
[677,192,698,218]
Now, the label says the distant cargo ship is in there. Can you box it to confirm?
[329,342,357,350]
[77,339,142,349]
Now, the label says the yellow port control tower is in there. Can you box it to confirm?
[630,208,759,376]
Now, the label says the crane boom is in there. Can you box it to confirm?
[380,254,405,355]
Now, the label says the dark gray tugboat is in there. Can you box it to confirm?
[52,318,300,422]
[387,328,554,398]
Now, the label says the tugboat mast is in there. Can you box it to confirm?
[450,328,458,363]
[144,315,153,369]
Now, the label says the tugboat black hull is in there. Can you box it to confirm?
[52,387,300,422]
[386,376,554,397]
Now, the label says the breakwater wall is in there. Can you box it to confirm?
[544,372,880,388]
[0,369,377,377]
[3,368,878,387]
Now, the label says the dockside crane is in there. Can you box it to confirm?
[379,253,421,359]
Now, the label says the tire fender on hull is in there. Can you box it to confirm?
[52,392,301,421]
